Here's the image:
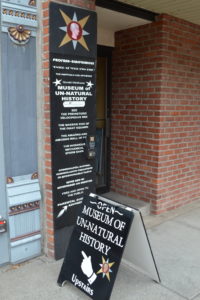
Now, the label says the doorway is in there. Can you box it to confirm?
[96,46,112,194]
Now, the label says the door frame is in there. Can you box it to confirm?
[0,16,10,265]
[96,45,113,194]
[0,100,9,266]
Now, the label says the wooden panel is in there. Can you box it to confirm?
[10,234,41,264]
[7,180,40,198]
[2,33,37,177]
[9,210,40,239]
[7,175,41,263]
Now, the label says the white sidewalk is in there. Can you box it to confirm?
[1,200,200,300]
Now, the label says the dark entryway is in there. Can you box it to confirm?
[96,46,112,194]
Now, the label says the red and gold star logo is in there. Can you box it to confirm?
[59,10,90,51]
[97,256,115,281]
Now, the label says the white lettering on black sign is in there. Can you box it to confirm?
[58,195,134,300]
[50,53,96,228]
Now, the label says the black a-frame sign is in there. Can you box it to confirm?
[58,194,160,300]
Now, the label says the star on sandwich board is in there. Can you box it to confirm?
[53,78,62,86]
[59,10,90,50]
[97,256,115,281]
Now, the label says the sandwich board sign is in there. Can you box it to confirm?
[58,194,160,299]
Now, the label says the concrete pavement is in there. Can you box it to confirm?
[1,200,200,300]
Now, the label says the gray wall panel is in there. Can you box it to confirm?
[2,33,37,177]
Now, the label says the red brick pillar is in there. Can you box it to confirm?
[41,0,95,258]
[111,14,200,215]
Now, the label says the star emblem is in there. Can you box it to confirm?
[53,78,62,86]
[59,10,90,51]
[86,81,94,89]
[97,256,115,281]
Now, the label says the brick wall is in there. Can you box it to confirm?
[41,0,95,257]
[111,14,200,214]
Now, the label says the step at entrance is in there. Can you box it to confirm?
[102,192,150,216]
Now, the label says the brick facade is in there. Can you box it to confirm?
[41,0,95,257]
[111,14,200,214]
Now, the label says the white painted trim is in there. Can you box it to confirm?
[0,0,10,265]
